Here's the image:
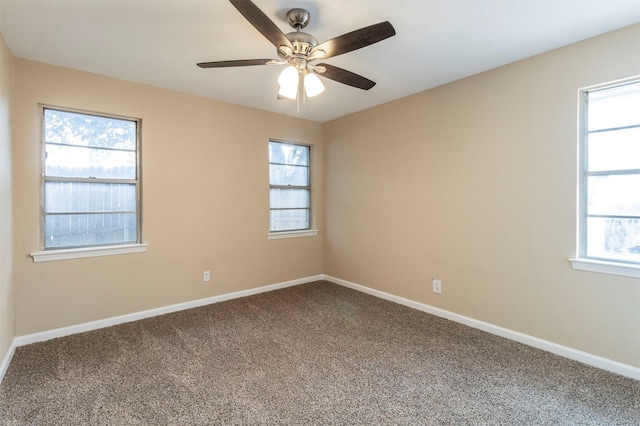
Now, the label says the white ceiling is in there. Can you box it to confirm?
[1,0,639,122]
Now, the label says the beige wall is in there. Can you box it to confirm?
[12,59,323,335]
[0,33,14,360]
[324,24,640,367]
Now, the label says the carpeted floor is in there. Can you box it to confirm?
[0,281,638,425]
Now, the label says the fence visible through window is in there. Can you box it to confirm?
[42,107,141,249]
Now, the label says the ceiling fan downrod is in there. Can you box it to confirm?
[281,9,319,59]
[286,8,310,31]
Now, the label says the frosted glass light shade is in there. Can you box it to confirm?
[278,84,297,100]
[304,72,324,97]
[278,66,298,87]
[278,65,299,100]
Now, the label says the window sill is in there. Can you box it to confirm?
[569,258,640,279]
[31,243,148,263]
[268,229,319,240]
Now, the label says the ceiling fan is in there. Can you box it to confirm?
[197,0,396,101]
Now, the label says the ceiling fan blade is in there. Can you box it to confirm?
[311,21,395,59]
[197,59,272,68]
[316,64,376,90]
[229,0,293,50]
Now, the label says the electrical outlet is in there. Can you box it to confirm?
[203,271,211,282]
[432,279,442,294]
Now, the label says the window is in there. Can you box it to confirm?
[269,140,311,233]
[41,106,141,250]
[573,78,640,274]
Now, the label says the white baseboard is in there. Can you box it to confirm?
[0,274,322,384]
[0,339,17,385]
[322,274,640,381]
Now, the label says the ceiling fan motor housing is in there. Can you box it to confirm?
[284,31,318,56]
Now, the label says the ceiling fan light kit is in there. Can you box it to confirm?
[277,63,325,100]
[197,0,396,103]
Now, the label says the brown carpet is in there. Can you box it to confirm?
[0,281,638,425]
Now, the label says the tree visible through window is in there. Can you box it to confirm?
[269,141,311,232]
[579,79,640,264]
[42,107,141,249]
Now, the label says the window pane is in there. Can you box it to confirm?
[45,144,136,179]
[44,213,137,249]
[45,182,136,213]
[588,127,640,172]
[44,108,136,150]
[270,209,310,232]
[269,164,309,186]
[269,142,309,166]
[586,217,640,263]
[270,188,309,209]
[587,175,640,216]
[588,83,640,131]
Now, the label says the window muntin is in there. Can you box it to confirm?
[42,107,141,249]
[269,141,311,232]
[579,79,640,264]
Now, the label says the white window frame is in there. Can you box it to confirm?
[570,76,640,279]
[30,105,147,262]
[267,139,318,239]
